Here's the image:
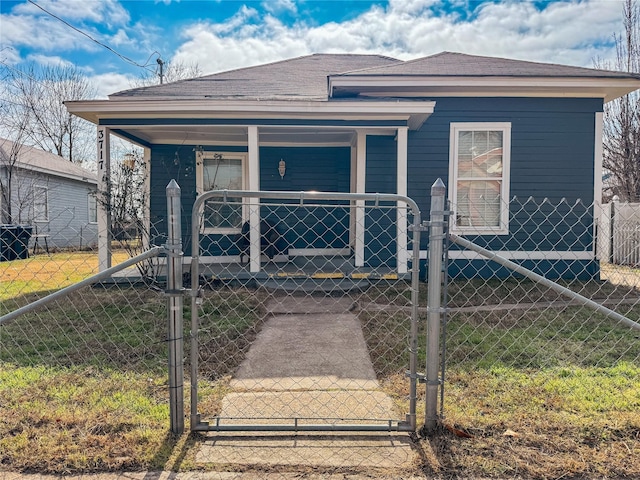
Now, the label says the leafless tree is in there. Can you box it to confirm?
[94,144,158,279]
[110,148,147,242]
[597,0,640,202]
[130,59,202,87]
[0,137,51,225]
[2,64,96,164]
[0,69,34,224]
[0,136,25,224]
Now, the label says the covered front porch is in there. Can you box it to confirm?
[74,98,434,277]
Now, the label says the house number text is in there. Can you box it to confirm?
[97,128,105,171]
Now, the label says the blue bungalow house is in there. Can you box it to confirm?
[66,52,640,278]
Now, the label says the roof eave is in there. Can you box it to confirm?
[15,161,97,184]
[328,76,640,102]
[65,99,436,130]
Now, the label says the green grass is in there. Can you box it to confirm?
[358,285,640,479]
[428,363,640,479]
[0,251,131,303]
[0,288,168,371]
[0,284,265,473]
[0,364,170,472]
[0,251,266,473]
[2,252,640,477]
[445,306,640,369]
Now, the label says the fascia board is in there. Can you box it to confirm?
[329,76,640,102]
[65,99,436,124]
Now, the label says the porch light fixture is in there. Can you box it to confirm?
[278,159,286,179]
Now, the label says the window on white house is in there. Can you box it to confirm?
[33,186,48,222]
[449,122,511,234]
[88,193,97,224]
[196,151,247,234]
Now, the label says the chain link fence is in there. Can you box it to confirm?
[437,193,640,478]
[0,178,174,474]
[1,181,639,478]
[191,192,418,432]
[0,187,427,477]
[188,191,423,472]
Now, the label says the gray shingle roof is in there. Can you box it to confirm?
[336,51,640,79]
[0,138,97,184]
[110,54,401,100]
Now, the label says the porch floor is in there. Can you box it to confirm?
[108,255,409,291]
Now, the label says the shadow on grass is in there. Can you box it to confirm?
[146,431,203,473]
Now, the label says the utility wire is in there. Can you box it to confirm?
[26,0,159,74]
[0,59,46,85]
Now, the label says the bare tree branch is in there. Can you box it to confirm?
[1,63,96,164]
[596,0,640,202]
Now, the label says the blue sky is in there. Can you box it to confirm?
[0,0,627,97]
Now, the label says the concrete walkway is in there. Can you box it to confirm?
[196,296,418,474]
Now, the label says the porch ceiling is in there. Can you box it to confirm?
[109,124,398,147]
[66,99,436,148]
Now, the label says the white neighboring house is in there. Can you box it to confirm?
[0,138,98,251]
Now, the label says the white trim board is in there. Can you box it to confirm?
[288,248,351,257]
[419,250,595,261]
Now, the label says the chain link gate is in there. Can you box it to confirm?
[189,190,422,433]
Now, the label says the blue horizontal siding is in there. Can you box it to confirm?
[444,259,600,281]
[365,135,398,267]
[149,145,351,256]
[408,97,602,264]
[146,96,603,279]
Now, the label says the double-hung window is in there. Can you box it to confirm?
[88,192,97,224]
[449,122,511,234]
[196,151,247,234]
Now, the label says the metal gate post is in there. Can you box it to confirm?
[166,179,185,434]
[424,178,445,434]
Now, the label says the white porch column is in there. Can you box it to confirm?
[397,127,409,274]
[248,126,261,272]
[355,130,367,267]
[96,126,112,272]
[594,111,604,258]
[142,146,151,250]
[349,137,357,248]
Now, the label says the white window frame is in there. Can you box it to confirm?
[33,185,49,222]
[449,122,511,235]
[196,151,248,234]
[88,192,97,224]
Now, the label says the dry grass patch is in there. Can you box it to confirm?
[0,364,171,473]
[1,272,265,473]
[359,281,640,479]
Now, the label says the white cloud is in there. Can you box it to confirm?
[0,46,22,66]
[171,0,624,76]
[89,72,135,98]
[109,28,132,47]
[0,12,95,54]
[25,53,75,67]
[13,0,130,25]
[387,0,440,16]
[1,0,136,60]
[262,0,297,15]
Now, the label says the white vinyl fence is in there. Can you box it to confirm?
[599,201,640,266]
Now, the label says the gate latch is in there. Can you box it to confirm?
[409,222,430,232]
[406,370,427,383]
